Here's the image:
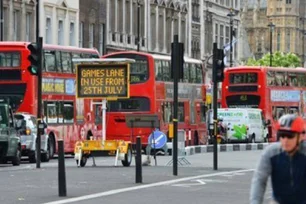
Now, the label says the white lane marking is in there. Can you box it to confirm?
[43,168,254,204]
[172,178,228,187]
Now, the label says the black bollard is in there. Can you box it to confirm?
[58,139,67,196]
[135,136,142,183]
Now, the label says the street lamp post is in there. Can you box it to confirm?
[227,8,236,67]
[137,0,140,52]
[268,22,275,67]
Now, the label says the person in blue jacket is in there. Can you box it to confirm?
[250,114,306,204]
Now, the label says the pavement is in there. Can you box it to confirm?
[0,148,272,204]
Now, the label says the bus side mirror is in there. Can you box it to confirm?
[265,119,271,126]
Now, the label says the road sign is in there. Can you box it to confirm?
[148,131,167,149]
[76,63,130,99]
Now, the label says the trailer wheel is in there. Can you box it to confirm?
[121,145,132,167]
[76,154,87,167]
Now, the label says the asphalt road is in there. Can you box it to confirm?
[0,150,273,204]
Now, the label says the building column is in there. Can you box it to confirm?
[163,7,166,53]
[178,12,181,42]
[114,0,118,43]
[155,6,159,52]
[106,0,110,46]
[21,1,26,41]
[7,0,13,40]
[52,6,56,45]
[200,0,205,59]
[122,0,126,45]
[130,0,133,35]
[188,0,192,57]
[145,1,149,51]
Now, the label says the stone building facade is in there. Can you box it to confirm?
[244,0,306,65]
[1,0,36,42]
[106,0,189,55]
[79,0,106,55]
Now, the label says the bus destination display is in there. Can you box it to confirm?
[76,64,130,98]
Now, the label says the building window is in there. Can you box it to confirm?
[69,22,75,46]
[215,23,218,44]
[220,25,224,48]
[46,17,52,44]
[99,24,104,55]
[13,10,20,41]
[192,1,200,22]
[58,20,64,45]
[286,30,290,52]
[89,23,94,48]
[25,13,31,42]
[286,0,291,4]
[277,31,281,51]
[225,26,230,44]
[79,22,84,47]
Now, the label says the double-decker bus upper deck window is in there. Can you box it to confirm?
[130,59,148,83]
[56,51,62,72]
[155,60,163,81]
[196,64,203,83]
[107,97,150,112]
[61,52,72,73]
[297,73,306,87]
[229,73,257,84]
[183,63,189,83]
[71,53,81,73]
[190,64,197,83]
[105,54,148,83]
[44,50,56,72]
[162,60,171,81]
[82,53,99,58]
[0,52,20,67]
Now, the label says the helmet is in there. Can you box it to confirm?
[276,114,305,134]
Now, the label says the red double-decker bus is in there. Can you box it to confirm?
[101,51,207,147]
[0,41,100,158]
[221,66,306,142]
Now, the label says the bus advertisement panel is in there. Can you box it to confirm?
[101,51,207,148]
[0,41,100,158]
[221,66,306,142]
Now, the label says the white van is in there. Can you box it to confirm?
[207,108,269,143]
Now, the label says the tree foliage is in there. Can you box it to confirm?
[246,51,301,68]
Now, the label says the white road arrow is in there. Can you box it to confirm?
[151,134,164,144]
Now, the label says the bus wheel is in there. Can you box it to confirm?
[121,145,132,167]
[48,134,55,159]
[76,154,87,167]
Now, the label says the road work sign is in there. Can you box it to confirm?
[76,64,130,99]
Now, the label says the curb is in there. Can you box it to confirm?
[184,143,270,156]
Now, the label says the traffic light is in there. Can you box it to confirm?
[213,48,225,83]
[171,42,184,79]
[27,43,40,76]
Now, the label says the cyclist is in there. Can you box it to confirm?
[250,114,306,204]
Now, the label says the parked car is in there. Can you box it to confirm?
[14,113,50,163]
[0,103,21,166]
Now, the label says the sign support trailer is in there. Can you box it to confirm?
[73,58,135,167]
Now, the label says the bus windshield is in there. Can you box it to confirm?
[229,73,257,84]
[0,52,21,67]
[104,54,148,83]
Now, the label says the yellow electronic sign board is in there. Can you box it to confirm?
[76,64,130,99]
